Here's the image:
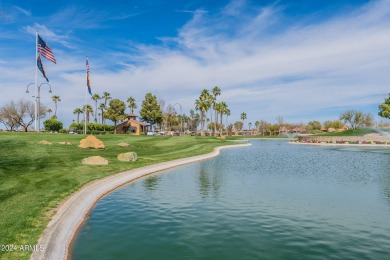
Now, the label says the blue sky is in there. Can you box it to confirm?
[1,0,390,129]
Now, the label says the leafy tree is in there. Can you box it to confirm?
[323,120,345,130]
[91,94,101,123]
[269,124,279,135]
[339,110,373,129]
[51,95,61,118]
[43,118,63,131]
[378,94,390,119]
[276,116,284,135]
[140,93,163,129]
[226,123,233,136]
[161,103,177,131]
[73,108,83,123]
[332,120,345,129]
[0,100,46,132]
[0,101,20,130]
[234,121,243,131]
[104,99,126,133]
[308,121,321,131]
[126,96,137,114]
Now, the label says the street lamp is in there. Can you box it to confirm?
[26,82,53,132]
[173,103,183,135]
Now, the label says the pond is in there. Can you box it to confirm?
[72,140,390,259]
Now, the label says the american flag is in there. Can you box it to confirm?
[37,34,56,64]
[86,58,92,95]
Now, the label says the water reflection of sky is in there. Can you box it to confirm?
[73,139,390,259]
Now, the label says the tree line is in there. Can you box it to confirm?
[1,90,390,133]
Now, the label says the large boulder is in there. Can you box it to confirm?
[39,140,52,145]
[79,135,105,149]
[81,156,108,165]
[117,152,138,162]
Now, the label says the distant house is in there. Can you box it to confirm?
[116,114,148,135]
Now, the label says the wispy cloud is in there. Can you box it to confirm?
[2,0,390,127]
[14,6,31,16]
[104,0,390,123]
[23,23,76,49]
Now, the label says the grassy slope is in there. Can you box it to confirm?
[0,133,234,259]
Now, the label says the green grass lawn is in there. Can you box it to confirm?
[0,132,235,260]
[314,128,376,136]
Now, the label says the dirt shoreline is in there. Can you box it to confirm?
[30,143,251,260]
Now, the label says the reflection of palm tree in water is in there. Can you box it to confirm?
[143,175,160,192]
[199,169,211,197]
[198,162,223,198]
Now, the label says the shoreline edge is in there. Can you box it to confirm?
[30,143,251,260]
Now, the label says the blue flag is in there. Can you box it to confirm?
[86,58,92,95]
[37,54,49,82]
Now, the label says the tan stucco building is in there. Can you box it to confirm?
[116,114,148,135]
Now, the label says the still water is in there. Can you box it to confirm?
[72,140,390,259]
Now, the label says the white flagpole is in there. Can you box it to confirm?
[35,31,38,132]
[84,56,88,135]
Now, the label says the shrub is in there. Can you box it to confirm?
[68,123,115,132]
[43,119,63,131]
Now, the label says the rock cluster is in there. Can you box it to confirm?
[39,140,52,145]
[117,152,138,162]
[81,156,108,165]
[79,135,105,149]
[297,133,390,144]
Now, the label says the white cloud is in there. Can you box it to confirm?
[14,6,31,16]
[2,0,390,129]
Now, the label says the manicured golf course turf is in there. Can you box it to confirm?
[0,132,235,259]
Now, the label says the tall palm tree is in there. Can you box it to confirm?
[99,103,106,124]
[218,101,227,136]
[126,96,137,114]
[91,94,101,123]
[255,121,260,134]
[248,122,252,135]
[101,92,111,125]
[47,108,52,118]
[102,92,111,106]
[83,105,94,124]
[214,102,221,134]
[240,112,247,135]
[225,108,231,127]
[195,89,212,136]
[73,108,83,123]
[51,95,61,118]
[212,86,221,135]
